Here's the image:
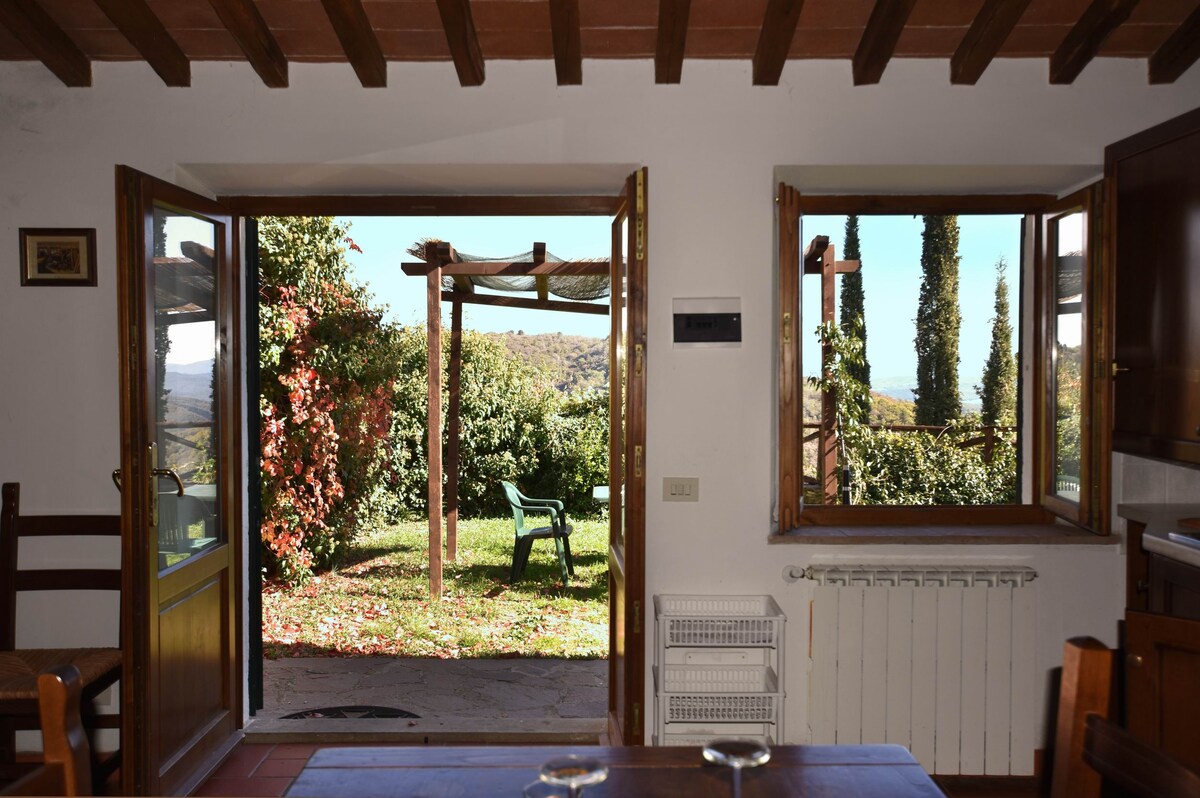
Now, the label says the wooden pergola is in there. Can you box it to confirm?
[801,235,860,503]
[401,241,610,599]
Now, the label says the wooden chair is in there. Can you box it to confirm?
[1083,713,1200,798]
[0,484,120,789]
[499,481,574,583]
[1,665,91,796]
[1050,636,1114,798]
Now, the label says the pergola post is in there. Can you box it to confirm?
[425,244,443,601]
[446,297,463,563]
[820,243,839,504]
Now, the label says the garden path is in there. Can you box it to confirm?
[245,657,608,744]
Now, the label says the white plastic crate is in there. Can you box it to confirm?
[656,666,782,725]
[655,595,784,648]
[654,733,775,748]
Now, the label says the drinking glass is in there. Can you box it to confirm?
[702,739,771,798]
[539,755,608,798]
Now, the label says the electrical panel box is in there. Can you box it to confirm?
[672,297,741,348]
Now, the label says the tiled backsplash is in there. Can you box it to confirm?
[1119,453,1200,504]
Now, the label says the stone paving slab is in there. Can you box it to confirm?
[258,657,608,726]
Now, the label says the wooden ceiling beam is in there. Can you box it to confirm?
[548,0,582,85]
[752,0,805,86]
[207,0,288,88]
[950,0,1034,85]
[319,0,387,87]
[1049,0,1140,85]
[402,260,609,277]
[853,0,919,86]
[92,0,190,86]
[655,0,691,84]
[1148,3,1200,84]
[441,291,608,316]
[0,0,91,87]
[435,0,485,87]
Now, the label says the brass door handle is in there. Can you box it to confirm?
[1112,363,1130,377]
[153,468,185,497]
[111,469,122,492]
[1127,653,1144,668]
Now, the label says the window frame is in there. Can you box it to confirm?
[776,189,1110,533]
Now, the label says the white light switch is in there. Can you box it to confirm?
[663,477,699,502]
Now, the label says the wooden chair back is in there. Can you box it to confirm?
[1049,636,1114,798]
[1084,713,1200,798]
[0,483,122,650]
[1,665,92,796]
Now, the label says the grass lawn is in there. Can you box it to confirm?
[262,516,609,660]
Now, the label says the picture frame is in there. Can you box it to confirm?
[19,228,97,287]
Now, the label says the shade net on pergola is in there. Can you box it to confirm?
[408,240,609,301]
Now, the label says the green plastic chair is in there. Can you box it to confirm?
[500,480,574,583]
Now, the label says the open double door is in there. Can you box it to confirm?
[114,166,648,794]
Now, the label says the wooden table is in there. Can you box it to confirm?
[287,744,945,797]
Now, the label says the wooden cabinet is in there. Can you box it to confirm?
[1107,107,1200,466]
[1125,610,1200,772]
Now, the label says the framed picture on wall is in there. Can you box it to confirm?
[19,228,97,286]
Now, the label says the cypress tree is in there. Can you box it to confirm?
[839,214,871,421]
[979,258,1017,426]
[914,215,962,425]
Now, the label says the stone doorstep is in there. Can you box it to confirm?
[242,716,606,745]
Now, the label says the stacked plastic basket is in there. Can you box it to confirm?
[652,595,785,746]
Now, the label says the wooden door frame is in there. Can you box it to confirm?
[115,166,244,795]
[226,187,646,741]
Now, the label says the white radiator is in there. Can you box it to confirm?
[802,564,1037,776]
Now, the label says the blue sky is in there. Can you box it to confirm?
[800,214,1024,394]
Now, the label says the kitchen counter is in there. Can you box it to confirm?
[1118,503,1200,569]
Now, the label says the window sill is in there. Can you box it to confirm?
[770,523,1116,545]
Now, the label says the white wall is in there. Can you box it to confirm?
[2,56,1198,747]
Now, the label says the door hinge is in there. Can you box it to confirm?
[782,312,792,345]
[634,343,644,378]
[632,702,641,736]
[634,445,643,478]
[633,599,641,635]
[635,170,645,263]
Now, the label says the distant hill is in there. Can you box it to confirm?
[802,388,915,426]
[488,331,608,394]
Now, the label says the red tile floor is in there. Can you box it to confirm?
[196,744,318,797]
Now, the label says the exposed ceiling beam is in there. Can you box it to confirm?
[950,0,1034,85]
[548,0,582,85]
[207,0,288,88]
[752,0,805,86]
[0,0,91,86]
[1049,0,1140,84]
[853,0,919,85]
[319,0,387,87]
[441,291,608,316]
[1148,2,1200,84]
[655,0,691,84]
[92,0,190,86]
[435,0,485,87]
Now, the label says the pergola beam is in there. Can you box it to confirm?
[440,291,608,315]
[435,0,485,86]
[852,0,919,86]
[319,0,387,87]
[1049,0,1140,85]
[1148,2,1200,84]
[533,242,549,301]
[93,0,190,86]
[207,0,288,87]
[0,0,91,86]
[752,0,805,86]
[548,0,582,85]
[655,0,691,84]
[401,260,610,277]
[950,0,1034,85]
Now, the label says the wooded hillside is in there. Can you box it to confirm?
[488,331,608,393]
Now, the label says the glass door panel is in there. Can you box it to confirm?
[1050,211,1084,506]
[152,206,222,570]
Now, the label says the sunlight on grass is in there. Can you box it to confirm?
[263,516,609,659]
